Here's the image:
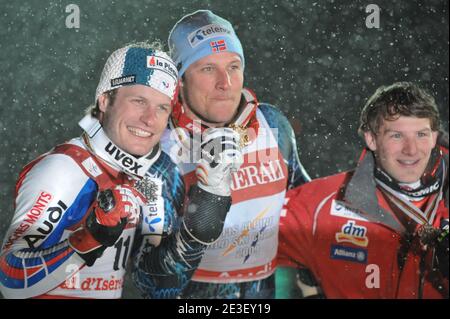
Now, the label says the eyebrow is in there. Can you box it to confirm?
[228,59,242,65]
[384,128,432,134]
[129,95,171,107]
[200,59,242,67]
[126,94,146,100]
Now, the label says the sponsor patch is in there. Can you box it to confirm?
[3,191,53,250]
[409,180,440,197]
[330,244,368,264]
[139,175,165,246]
[146,55,177,80]
[188,24,231,47]
[23,200,68,249]
[104,142,143,175]
[82,157,102,177]
[335,220,369,247]
[330,200,369,222]
[110,75,136,87]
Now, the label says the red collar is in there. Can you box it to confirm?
[171,88,260,146]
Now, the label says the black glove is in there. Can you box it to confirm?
[69,185,141,265]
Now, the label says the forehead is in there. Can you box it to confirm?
[191,51,242,67]
[116,84,171,103]
[379,116,432,132]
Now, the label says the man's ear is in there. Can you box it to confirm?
[179,79,187,104]
[364,131,377,151]
[98,94,109,113]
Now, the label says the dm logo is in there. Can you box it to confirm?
[335,220,369,247]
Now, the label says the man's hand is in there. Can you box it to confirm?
[69,185,143,265]
[196,128,243,196]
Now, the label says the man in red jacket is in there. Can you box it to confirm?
[278,82,449,298]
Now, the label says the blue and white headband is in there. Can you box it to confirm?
[95,44,178,101]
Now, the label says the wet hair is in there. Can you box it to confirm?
[358,82,440,136]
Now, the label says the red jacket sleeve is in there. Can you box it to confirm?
[278,186,315,269]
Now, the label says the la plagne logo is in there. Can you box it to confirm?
[188,24,231,47]
[147,55,177,80]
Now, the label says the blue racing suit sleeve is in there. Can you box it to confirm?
[0,154,97,298]
[132,152,208,299]
[132,105,311,299]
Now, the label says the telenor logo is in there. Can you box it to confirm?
[188,24,231,47]
[190,30,204,43]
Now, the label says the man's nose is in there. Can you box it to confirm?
[216,69,231,90]
[140,105,157,125]
[402,136,418,155]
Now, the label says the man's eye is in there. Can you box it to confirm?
[418,132,429,137]
[390,133,402,139]
[158,105,170,112]
[202,66,213,72]
[133,99,145,105]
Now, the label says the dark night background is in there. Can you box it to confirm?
[0,0,448,298]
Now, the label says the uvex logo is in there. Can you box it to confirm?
[104,142,143,174]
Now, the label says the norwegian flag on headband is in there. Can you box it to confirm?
[210,39,227,53]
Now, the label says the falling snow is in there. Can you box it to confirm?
[0,0,448,299]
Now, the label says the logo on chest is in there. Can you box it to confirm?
[330,245,368,264]
[335,220,369,247]
[104,142,143,174]
[231,158,285,191]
